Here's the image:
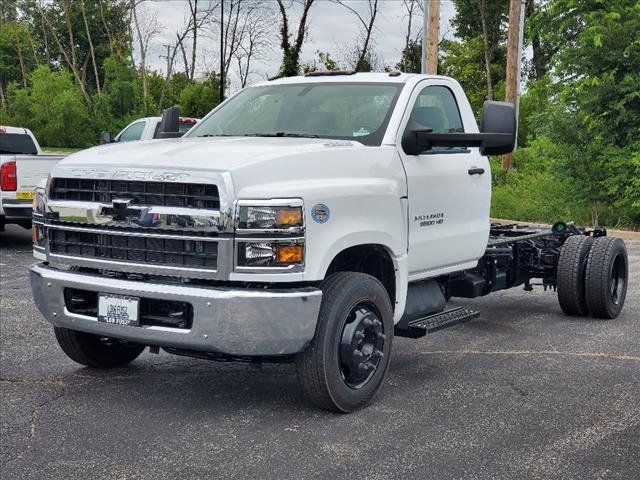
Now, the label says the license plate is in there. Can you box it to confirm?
[16,191,34,200]
[98,294,140,326]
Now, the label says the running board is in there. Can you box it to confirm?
[408,307,480,333]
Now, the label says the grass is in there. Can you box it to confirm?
[42,147,82,154]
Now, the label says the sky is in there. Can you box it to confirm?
[138,0,457,93]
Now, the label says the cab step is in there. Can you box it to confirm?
[408,307,480,333]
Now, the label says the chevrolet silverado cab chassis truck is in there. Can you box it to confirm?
[30,72,629,412]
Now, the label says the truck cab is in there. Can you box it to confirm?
[29,73,628,412]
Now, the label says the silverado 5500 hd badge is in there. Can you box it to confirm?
[415,212,445,227]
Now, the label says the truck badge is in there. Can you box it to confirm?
[311,204,330,224]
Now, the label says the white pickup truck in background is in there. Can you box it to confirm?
[102,115,199,144]
[0,126,64,230]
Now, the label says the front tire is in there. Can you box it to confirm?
[296,272,394,412]
[54,327,146,368]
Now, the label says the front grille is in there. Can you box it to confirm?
[50,178,220,210]
[50,228,217,268]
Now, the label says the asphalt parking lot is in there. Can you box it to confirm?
[1,225,638,480]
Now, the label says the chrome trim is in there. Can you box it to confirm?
[46,200,227,234]
[46,167,237,232]
[236,198,304,207]
[30,263,322,356]
[33,246,46,260]
[47,223,224,242]
[48,237,232,280]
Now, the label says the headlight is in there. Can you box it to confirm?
[235,199,305,271]
[237,200,303,231]
[236,240,304,268]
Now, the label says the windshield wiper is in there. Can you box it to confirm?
[198,132,320,139]
[241,132,320,138]
[198,134,237,137]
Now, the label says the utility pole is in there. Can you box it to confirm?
[219,0,224,104]
[426,0,440,74]
[421,0,440,74]
[160,44,173,78]
[502,0,525,169]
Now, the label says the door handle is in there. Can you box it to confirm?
[468,167,485,175]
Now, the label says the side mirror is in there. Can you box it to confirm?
[158,105,182,139]
[99,131,112,144]
[401,100,516,156]
[479,101,516,156]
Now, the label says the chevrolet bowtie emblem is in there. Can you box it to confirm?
[106,199,146,222]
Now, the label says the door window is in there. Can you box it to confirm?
[409,85,465,153]
[118,121,145,142]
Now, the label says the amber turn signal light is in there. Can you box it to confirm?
[276,245,303,264]
[276,208,303,227]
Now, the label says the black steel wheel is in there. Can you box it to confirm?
[339,302,386,389]
[54,327,146,368]
[557,235,594,316]
[295,272,393,412]
[585,237,628,319]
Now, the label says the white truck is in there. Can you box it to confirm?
[30,72,629,412]
[102,115,199,144]
[0,126,64,231]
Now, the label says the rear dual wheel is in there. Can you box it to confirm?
[585,237,628,319]
[557,235,628,319]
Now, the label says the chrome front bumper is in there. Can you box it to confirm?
[30,264,322,356]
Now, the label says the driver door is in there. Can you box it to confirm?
[398,81,491,278]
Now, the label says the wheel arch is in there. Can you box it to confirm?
[323,242,408,322]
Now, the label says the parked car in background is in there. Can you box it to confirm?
[0,126,64,230]
[100,115,199,144]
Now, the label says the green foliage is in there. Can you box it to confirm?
[440,37,505,115]
[5,66,93,148]
[493,0,640,228]
[396,40,421,73]
[179,75,221,118]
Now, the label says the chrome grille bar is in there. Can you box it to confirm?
[50,178,220,210]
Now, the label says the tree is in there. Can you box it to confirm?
[451,0,509,100]
[5,66,94,147]
[334,0,379,72]
[397,39,421,73]
[276,0,315,77]
[179,74,221,117]
[130,0,160,107]
[401,0,423,70]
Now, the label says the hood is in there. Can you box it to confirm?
[54,136,363,175]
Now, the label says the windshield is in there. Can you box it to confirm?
[187,82,404,146]
[0,133,38,155]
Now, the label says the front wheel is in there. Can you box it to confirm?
[295,272,394,412]
[54,327,146,368]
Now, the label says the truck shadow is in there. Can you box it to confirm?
[0,225,32,249]
[71,359,323,414]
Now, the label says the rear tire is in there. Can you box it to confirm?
[585,237,628,319]
[557,235,593,316]
[54,327,146,368]
[295,272,394,412]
